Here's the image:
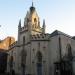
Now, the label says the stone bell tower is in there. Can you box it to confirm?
[18,3,46,43]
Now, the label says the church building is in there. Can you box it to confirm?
[7,3,75,75]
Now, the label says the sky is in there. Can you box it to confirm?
[0,0,75,40]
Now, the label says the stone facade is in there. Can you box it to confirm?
[7,4,75,75]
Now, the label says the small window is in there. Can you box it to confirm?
[67,44,72,56]
[37,51,42,62]
[38,42,40,49]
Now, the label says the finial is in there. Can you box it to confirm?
[30,0,35,12]
[42,19,46,34]
[32,0,34,7]
[43,19,45,26]
[19,19,21,25]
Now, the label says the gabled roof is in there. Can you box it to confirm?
[50,30,72,38]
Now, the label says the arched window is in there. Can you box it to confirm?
[65,44,73,75]
[67,44,72,60]
[34,18,37,28]
[36,51,42,75]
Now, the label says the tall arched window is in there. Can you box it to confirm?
[23,36,25,44]
[67,44,72,60]
[37,51,42,75]
[66,44,73,75]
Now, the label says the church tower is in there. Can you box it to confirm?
[23,2,45,35]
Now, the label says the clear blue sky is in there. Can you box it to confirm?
[0,0,75,40]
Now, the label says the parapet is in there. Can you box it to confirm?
[31,33,50,41]
[19,25,28,33]
[9,41,17,49]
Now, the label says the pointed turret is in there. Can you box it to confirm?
[42,19,46,34]
[18,19,21,28]
[18,19,21,32]
[18,19,21,41]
